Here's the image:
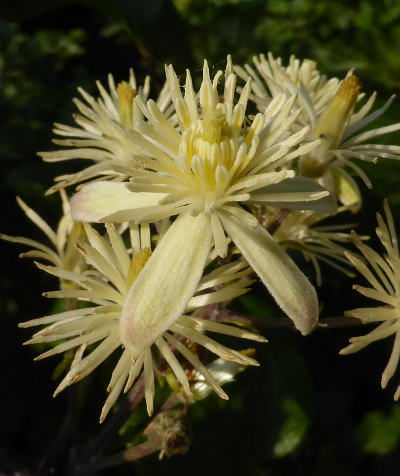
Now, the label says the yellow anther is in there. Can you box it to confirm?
[61,222,87,290]
[117,81,136,128]
[314,75,361,150]
[202,107,226,143]
[300,75,362,177]
[126,247,152,290]
[63,222,85,272]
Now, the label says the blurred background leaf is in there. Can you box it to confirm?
[357,405,400,455]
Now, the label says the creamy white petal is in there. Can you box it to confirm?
[16,197,58,247]
[165,333,228,400]
[220,210,319,335]
[70,181,166,222]
[250,177,337,214]
[120,212,212,355]
[144,347,155,415]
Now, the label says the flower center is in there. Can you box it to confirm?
[180,104,239,204]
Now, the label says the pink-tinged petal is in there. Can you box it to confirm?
[70,181,166,222]
[120,212,212,355]
[220,210,319,335]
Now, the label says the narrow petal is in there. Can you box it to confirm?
[220,210,319,335]
[165,333,228,399]
[382,331,400,389]
[120,212,212,355]
[16,197,58,247]
[144,347,155,415]
[124,354,144,393]
[155,336,192,396]
[70,181,166,222]
[250,177,337,214]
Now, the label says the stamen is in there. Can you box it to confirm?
[301,75,362,177]
[117,81,136,128]
[126,247,152,290]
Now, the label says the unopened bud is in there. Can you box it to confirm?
[314,75,361,150]
[300,75,361,177]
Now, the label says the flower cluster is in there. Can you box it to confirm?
[40,71,172,193]
[3,53,400,420]
[236,53,400,210]
[70,58,336,336]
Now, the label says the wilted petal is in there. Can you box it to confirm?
[250,177,337,214]
[220,210,319,335]
[120,212,212,354]
[70,181,166,222]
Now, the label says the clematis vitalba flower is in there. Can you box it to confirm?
[237,53,400,211]
[40,70,172,194]
[234,52,340,122]
[0,191,86,281]
[71,57,337,335]
[18,221,262,421]
[272,209,357,286]
[341,201,400,399]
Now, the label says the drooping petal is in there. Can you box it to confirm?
[250,177,337,214]
[220,210,319,335]
[120,212,212,355]
[70,181,166,222]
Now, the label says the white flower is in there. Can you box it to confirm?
[299,76,400,192]
[236,53,400,207]
[19,221,264,422]
[272,209,357,286]
[40,70,172,194]
[0,191,85,277]
[340,201,400,399]
[235,53,340,122]
[71,57,337,335]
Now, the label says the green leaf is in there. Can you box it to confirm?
[273,397,309,458]
[357,405,400,455]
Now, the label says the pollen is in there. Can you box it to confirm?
[314,75,361,150]
[126,247,152,290]
[301,74,362,177]
[117,81,136,128]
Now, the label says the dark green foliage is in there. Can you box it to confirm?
[357,405,400,455]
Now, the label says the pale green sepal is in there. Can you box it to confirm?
[120,212,212,355]
[251,177,337,214]
[70,181,166,222]
[220,210,319,335]
[330,167,362,213]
